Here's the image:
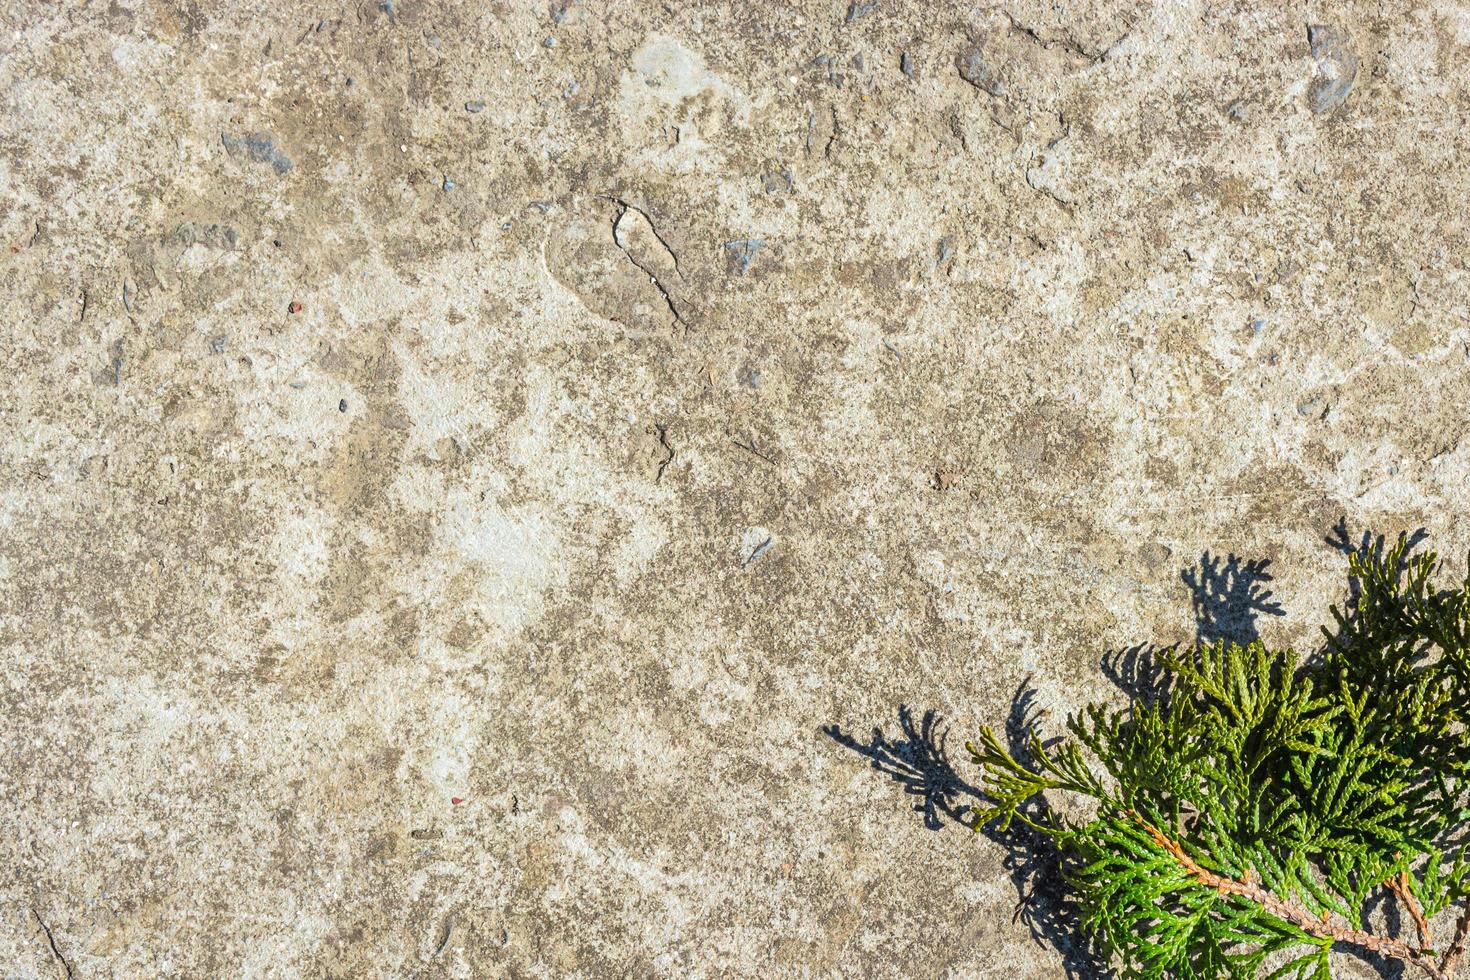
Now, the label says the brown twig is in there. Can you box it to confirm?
[1388,870,1434,952]
[1443,896,1470,978]
[1129,812,1453,979]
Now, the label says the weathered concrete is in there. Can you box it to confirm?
[3,1,1469,975]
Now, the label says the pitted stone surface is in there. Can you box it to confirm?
[3,2,1470,976]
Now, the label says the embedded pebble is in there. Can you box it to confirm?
[957,47,1003,96]
[220,132,293,174]
[1307,24,1358,115]
[725,239,763,276]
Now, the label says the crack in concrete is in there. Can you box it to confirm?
[997,9,1135,63]
[743,536,773,568]
[1023,115,1076,213]
[805,107,838,158]
[32,909,74,980]
[654,423,674,483]
[610,198,682,277]
[732,437,774,465]
[430,915,454,958]
[604,199,685,327]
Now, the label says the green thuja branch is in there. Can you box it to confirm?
[971,533,1470,979]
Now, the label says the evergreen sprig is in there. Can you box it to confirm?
[971,534,1470,978]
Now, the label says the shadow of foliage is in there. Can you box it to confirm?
[1182,551,1284,647]
[826,525,1450,978]
[822,705,978,832]
[824,691,1112,977]
[1100,643,1174,707]
[1324,518,1431,636]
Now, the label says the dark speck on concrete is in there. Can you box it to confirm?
[465,100,486,112]
[743,536,774,568]
[900,51,915,79]
[761,164,793,194]
[221,132,293,174]
[935,236,954,269]
[1296,392,1328,418]
[210,336,226,354]
[725,239,763,276]
[339,399,348,413]
[442,175,456,191]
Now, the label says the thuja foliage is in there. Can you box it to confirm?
[971,534,1470,978]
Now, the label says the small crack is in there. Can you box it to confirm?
[1003,10,1090,59]
[743,536,774,568]
[732,437,774,465]
[609,198,682,277]
[32,909,74,980]
[997,9,1134,64]
[654,423,674,483]
[1023,117,1076,213]
[635,257,684,326]
[431,914,454,958]
[1024,170,1075,211]
[604,200,685,328]
[805,106,838,158]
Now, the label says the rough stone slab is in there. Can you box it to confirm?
[3,1,1470,976]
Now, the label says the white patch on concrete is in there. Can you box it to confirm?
[617,35,750,173]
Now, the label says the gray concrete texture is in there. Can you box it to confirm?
[3,0,1470,976]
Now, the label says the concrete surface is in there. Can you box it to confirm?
[3,0,1470,976]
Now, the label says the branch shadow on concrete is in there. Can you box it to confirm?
[1182,550,1285,647]
[823,547,1307,977]
[822,705,978,832]
[1323,517,1430,627]
[826,529,1467,977]
[823,691,1112,978]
